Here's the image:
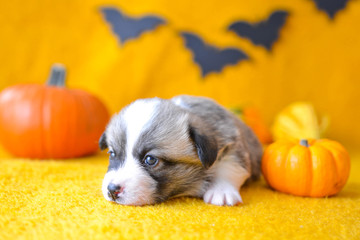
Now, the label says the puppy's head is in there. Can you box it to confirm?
[100,98,218,205]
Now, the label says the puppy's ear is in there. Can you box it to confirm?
[99,132,108,150]
[189,124,218,169]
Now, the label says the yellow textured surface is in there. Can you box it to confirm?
[1,147,359,239]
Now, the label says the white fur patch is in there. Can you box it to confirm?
[123,99,160,154]
[102,157,157,205]
[204,157,250,206]
[172,97,184,107]
[172,96,190,110]
[102,170,116,201]
[102,99,160,205]
[203,181,243,206]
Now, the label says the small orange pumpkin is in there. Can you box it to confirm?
[261,139,350,197]
[231,106,273,145]
[0,64,110,159]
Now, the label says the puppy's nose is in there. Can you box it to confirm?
[107,183,124,201]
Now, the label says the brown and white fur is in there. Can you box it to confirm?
[99,95,262,206]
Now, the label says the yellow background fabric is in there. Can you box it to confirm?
[1,0,360,148]
[1,148,359,239]
[1,0,360,239]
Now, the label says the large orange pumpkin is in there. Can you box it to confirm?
[0,64,109,159]
[261,139,350,197]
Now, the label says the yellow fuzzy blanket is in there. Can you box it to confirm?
[1,149,359,240]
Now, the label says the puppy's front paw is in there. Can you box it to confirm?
[203,182,243,206]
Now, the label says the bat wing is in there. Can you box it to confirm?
[182,32,248,77]
[228,10,289,50]
[313,0,349,19]
[100,7,165,44]
[267,11,288,30]
[228,22,254,37]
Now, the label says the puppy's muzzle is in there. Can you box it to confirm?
[107,183,124,201]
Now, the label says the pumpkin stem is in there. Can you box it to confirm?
[230,107,243,116]
[300,139,309,147]
[47,64,66,87]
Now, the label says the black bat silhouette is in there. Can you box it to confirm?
[313,0,349,19]
[100,7,165,44]
[181,32,248,77]
[228,11,289,50]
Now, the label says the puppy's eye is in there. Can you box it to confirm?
[107,150,116,158]
[144,155,158,166]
